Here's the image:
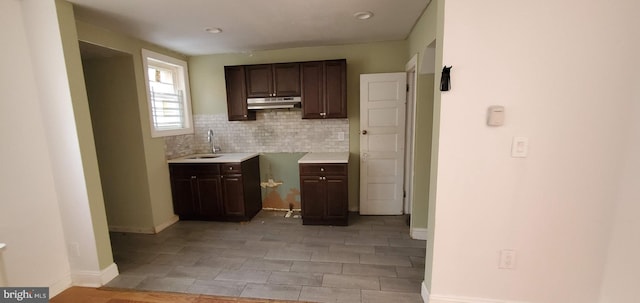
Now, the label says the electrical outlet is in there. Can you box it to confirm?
[499,249,516,269]
[337,132,345,141]
[69,242,80,257]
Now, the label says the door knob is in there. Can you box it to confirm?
[362,130,368,135]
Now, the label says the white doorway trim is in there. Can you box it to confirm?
[404,54,419,215]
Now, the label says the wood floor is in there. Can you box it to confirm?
[51,287,303,303]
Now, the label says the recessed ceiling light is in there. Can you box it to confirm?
[205,27,222,34]
[353,11,374,20]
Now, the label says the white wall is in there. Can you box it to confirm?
[0,0,72,295]
[598,93,640,303]
[21,0,114,287]
[428,0,638,302]
[598,11,640,299]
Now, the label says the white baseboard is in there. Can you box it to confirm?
[411,227,428,240]
[421,281,430,303]
[154,215,179,233]
[71,263,119,287]
[429,294,528,303]
[109,215,179,234]
[108,225,155,234]
[99,263,119,285]
[49,272,72,297]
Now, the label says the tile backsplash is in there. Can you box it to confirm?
[165,110,349,158]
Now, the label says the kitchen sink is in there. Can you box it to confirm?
[186,154,222,159]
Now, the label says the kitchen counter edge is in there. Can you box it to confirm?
[167,153,259,164]
[298,152,349,164]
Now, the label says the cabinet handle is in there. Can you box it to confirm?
[244,114,247,117]
[191,176,196,179]
[229,167,233,170]
[320,168,324,172]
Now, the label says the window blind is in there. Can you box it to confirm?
[150,88,184,130]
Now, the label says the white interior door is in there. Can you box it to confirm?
[360,73,407,215]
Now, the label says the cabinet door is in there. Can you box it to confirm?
[222,174,245,216]
[170,176,198,219]
[300,176,326,221]
[324,59,347,118]
[224,66,254,121]
[245,64,273,97]
[301,62,324,119]
[325,176,348,220]
[196,176,223,219]
[273,63,300,97]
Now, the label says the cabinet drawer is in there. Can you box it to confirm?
[299,164,347,176]
[221,163,242,174]
[170,164,220,178]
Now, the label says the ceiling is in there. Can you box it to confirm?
[68,0,430,56]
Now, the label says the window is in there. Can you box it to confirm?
[142,49,193,137]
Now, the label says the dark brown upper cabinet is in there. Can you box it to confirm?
[224,66,255,121]
[245,63,301,98]
[301,59,347,119]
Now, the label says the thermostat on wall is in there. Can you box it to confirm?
[487,105,505,126]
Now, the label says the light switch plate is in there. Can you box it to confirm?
[511,137,529,158]
[499,249,517,269]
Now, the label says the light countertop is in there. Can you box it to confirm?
[298,152,349,164]
[168,153,259,164]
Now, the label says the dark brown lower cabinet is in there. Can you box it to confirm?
[299,163,348,225]
[169,156,261,221]
[196,176,224,218]
[221,174,245,216]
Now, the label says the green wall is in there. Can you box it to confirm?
[74,20,186,231]
[55,0,113,270]
[407,2,439,230]
[82,53,156,231]
[259,153,306,210]
[408,0,438,59]
[189,42,409,210]
[426,0,445,289]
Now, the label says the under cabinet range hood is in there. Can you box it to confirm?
[247,96,301,110]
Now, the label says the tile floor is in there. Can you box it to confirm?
[107,210,426,303]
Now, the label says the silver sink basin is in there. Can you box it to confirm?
[186,154,222,159]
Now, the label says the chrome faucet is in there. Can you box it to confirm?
[207,129,221,153]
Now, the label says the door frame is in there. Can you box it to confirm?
[404,54,419,215]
